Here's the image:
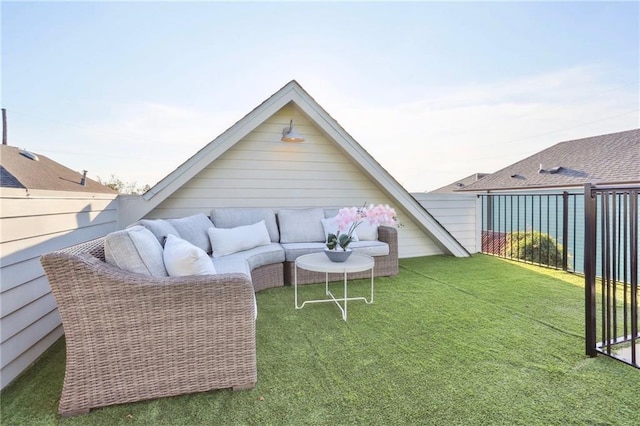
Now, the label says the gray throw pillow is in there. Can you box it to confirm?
[167,214,213,254]
[139,218,181,245]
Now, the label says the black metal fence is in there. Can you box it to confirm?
[585,183,639,368]
[479,192,583,272]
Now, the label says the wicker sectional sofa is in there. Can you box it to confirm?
[40,207,398,416]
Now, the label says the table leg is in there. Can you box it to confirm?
[294,263,299,309]
[370,266,374,304]
[343,271,348,321]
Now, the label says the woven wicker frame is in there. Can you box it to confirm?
[40,238,257,416]
[283,226,399,285]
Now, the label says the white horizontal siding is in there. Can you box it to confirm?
[150,105,439,257]
[0,190,118,390]
[413,193,479,253]
[0,326,63,390]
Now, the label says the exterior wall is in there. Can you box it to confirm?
[146,105,443,258]
[0,188,118,390]
[413,193,480,253]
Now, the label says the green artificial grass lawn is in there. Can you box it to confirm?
[2,255,639,425]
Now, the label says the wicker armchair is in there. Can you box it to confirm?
[40,237,257,416]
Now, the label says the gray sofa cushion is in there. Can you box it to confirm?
[211,208,279,243]
[210,257,252,277]
[347,241,390,256]
[139,218,181,245]
[217,242,285,270]
[280,242,326,262]
[278,208,325,243]
[167,214,213,254]
[281,241,389,262]
[104,225,168,277]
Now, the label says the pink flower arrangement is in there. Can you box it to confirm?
[326,203,399,251]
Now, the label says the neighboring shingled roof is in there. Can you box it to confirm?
[429,172,489,193]
[0,145,116,193]
[461,129,640,192]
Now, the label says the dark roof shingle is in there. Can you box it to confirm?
[0,145,116,193]
[429,173,489,193]
[462,129,640,191]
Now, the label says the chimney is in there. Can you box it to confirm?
[80,170,88,187]
[2,108,7,145]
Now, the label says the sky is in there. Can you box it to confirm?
[2,1,639,193]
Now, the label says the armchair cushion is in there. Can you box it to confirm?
[104,226,168,277]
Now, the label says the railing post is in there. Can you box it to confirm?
[630,189,638,365]
[562,191,569,271]
[584,183,597,357]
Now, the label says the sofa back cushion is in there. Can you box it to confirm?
[166,214,213,254]
[278,208,325,243]
[139,218,181,245]
[104,225,168,277]
[210,208,279,243]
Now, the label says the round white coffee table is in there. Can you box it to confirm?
[294,252,375,321]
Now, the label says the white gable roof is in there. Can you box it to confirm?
[121,80,469,257]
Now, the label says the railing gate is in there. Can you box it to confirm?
[585,183,639,368]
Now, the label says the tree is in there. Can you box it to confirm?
[505,230,564,268]
[97,174,150,195]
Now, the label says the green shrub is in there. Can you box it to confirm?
[505,231,564,268]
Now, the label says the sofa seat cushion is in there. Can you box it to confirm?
[210,257,252,277]
[208,258,257,320]
[347,240,390,256]
[104,225,168,277]
[217,243,285,270]
[211,208,280,243]
[280,242,326,262]
[281,241,389,262]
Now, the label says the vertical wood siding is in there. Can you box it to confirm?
[0,189,118,390]
[147,106,443,258]
[412,193,480,253]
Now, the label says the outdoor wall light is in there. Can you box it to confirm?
[281,119,305,142]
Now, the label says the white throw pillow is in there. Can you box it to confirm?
[163,234,217,277]
[356,220,379,241]
[321,216,359,242]
[207,220,272,258]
